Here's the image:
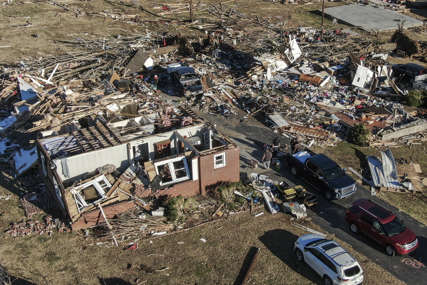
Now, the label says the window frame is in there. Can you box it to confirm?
[214,152,226,169]
[154,156,190,186]
[71,175,111,212]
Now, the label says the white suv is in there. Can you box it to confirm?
[294,234,364,285]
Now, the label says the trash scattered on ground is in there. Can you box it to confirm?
[0,0,425,247]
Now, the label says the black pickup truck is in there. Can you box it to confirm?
[167,63,203,97]
[285,150,357,200]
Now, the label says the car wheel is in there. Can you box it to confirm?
[291,166,297,176]
[323,275,333,285]
[295,249,304,262]
[350,223,359,234]
[386,245,396,256]
[324,191,333,200]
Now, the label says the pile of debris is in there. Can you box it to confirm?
[5,216,70,237]
[90,209,174,244]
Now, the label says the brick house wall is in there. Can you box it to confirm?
[198,146,240,195]
[139,179,200,198]
[72,201,137,231]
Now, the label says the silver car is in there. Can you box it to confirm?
[294,234,364,285]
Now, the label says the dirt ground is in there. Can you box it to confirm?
[0,0,425,65]
[0,186,404,285]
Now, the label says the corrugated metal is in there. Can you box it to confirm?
[268,113,289,128]
[381,149,400,188]
[367,156,385,187]
[367,150,401,188]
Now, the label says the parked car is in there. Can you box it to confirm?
[294,234,364,285]
[167,63,203,97]
[286,150,356,200]
[345,199,418,256]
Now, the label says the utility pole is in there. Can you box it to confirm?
[189,0,193,22]
[321,0,325,40]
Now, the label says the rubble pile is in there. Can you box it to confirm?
[90,209,174,243]
[0,0,425,235]
[0,2,426,173]
[5,216,70,237]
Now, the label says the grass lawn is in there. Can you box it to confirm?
[0,201,404,285]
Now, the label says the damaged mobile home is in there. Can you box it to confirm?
[37,109,239,230]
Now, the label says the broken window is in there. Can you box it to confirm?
[173,160,187,178]
[157,163,173,184]
[71,175,111,212]
[214,153,226,169]
[155,140,171,159]
[155,156,190,186]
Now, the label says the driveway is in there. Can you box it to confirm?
[199,111,427,285]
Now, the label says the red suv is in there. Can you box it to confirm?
[345,199,418,256]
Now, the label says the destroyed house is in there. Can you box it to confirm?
[36,111,239,230]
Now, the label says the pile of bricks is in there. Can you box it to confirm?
[5,216,70,237]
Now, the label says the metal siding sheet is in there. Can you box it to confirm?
[367,156,384,187]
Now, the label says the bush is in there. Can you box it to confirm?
[348,124,369,146]
[165,196,199,222]
[406,89,427,107]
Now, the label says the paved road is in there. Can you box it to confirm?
[200,112,427,285]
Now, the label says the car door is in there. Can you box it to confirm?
[358,214,374,236]
[306,161,320,187]
[360,215,384,244]
[318,254,338,281]
[304,247,318,273]
[316,168,330,191]
[306,248,324,276]
[370,220,388,245]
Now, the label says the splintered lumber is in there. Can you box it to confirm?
[97,203,118,247]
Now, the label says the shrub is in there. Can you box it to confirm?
[406,89,426,107]
[348,124,369,146]
[165,196,199,222]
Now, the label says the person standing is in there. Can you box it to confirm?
[262,146,273,169]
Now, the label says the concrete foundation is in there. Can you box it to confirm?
[324,4,423,32]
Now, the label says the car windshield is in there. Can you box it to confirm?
[382,217,406,237]
[344,265,361,277]
[323,167,344,180]
[181,73,197,80]
[305,238,329,247]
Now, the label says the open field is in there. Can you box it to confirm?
[0,0,425,65]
